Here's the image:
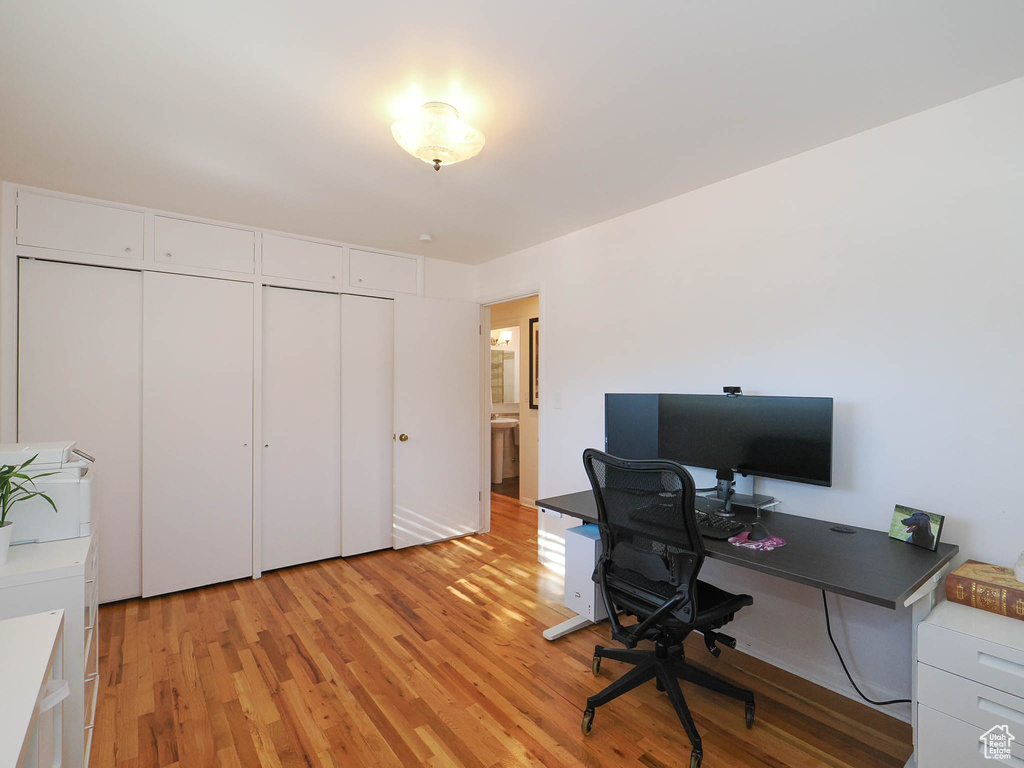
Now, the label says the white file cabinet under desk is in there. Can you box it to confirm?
[0,536,98,768]
[916,600,1024,767]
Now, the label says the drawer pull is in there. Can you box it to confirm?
[85,578,95,585]
[979,696,1024,726]
[86,672,99,682]
[39,679,70,713]
[979,651,1024,679]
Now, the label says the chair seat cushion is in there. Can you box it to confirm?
[606,568,752,634]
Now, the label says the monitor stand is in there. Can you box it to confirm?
[699,492,778,516]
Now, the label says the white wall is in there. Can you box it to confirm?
[475,76,1024,718]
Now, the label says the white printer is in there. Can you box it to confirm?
[0,441,94,544]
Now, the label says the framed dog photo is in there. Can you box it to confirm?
[888,504,944,551]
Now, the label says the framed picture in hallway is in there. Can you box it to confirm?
[529,317,539,409]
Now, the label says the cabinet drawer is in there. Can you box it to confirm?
[350,249,417,294]
[920,620,1024,699]
[919,662,1024,732]
[918,704,1024,767]
[154,216,255,273]
[17,192,144,259]
[262,234,343,284]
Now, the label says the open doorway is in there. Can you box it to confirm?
[487,295,539,508]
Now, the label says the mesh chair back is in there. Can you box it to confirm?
[583,449,705,625]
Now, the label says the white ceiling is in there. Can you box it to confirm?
[2,2,1023,265]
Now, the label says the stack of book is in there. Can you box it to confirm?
[946,560,1024,622]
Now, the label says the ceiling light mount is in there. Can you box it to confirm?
[392,101,485,171]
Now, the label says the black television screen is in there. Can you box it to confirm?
[606,393,833,486]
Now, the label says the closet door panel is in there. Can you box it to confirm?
[341,295,394,556]
[142,272,253,597]
[262,287,342,570]
[18,259,143,602]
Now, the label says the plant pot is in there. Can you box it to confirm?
[0,521,12,566]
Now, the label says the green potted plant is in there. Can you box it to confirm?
[0,454,58,566]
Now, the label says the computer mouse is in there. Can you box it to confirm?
[748,522,771,542]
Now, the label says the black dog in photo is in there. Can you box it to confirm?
[902,511,935,549]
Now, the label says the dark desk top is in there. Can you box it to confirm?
[536,491,959,610]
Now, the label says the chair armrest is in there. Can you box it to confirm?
[625,592,688,645]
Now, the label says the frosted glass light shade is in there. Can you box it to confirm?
[392,102,485,170]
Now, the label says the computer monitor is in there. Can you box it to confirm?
[605,393,834,487]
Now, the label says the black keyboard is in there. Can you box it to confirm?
[695,509,745,540]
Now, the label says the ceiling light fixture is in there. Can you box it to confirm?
[392,102,485,171]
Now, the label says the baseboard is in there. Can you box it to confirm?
[691,630,913,724]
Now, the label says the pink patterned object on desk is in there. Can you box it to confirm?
[728,532,787,551]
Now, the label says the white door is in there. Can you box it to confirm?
[18,259,144,602]
[341,294,393,556]
[393,295,481,548]
[142,272,254,597]
[262,287,342,571]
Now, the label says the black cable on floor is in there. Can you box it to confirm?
[821,590,911,706]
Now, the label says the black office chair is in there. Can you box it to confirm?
[581,449,755,768]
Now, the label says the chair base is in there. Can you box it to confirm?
[583,642,755,768]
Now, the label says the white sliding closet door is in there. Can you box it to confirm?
[142,272,253,597]
[262,287,342,570]
[393,295,480,548]
[18,259,143,602]
[341,294,393,556]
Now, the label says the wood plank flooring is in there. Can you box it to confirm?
[91,494,912,767]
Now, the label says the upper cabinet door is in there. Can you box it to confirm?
[262,234,343,284]
[350,249,417,294]
[142,272,254,597]
[16,192,143,259]
[393,295,480,548]
[154,216,255,273]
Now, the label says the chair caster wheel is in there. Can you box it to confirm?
[581,708,595,736]
[689,750,703,768]
[745,701,755,729]
[592,655,601,676]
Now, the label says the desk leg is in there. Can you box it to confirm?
[543,613,594,641]
[902,562,953,768]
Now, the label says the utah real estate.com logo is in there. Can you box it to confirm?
[981,725,1016,761]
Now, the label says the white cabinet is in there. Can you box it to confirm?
[142,272,254,596]
[261,287,343,570]
[262,234,343,284]
[0,611,65,768]
[350,248,417,294]
[917,601,1024,766]
[16,192,143,259]
[18,259,144,602]
[0,536,98,768]
[154,216,255,274]
[341,295,394,556]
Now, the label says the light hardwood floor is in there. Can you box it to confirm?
[91,494,912,767]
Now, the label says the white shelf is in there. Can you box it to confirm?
[0,537,91,589]
[0,610,64,768]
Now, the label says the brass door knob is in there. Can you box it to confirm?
[399,434,409,442]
